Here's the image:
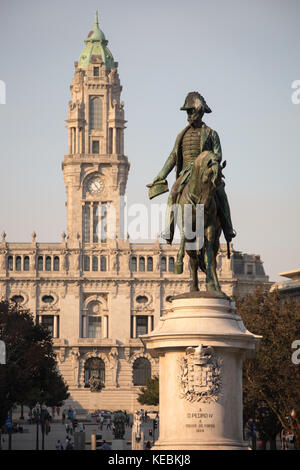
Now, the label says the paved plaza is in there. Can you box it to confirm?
[1,410,155,451]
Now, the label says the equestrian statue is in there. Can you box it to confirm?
[147,92,236,294]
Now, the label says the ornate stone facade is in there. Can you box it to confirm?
[0,13,271,412]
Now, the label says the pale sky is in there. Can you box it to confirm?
[0,0,299,282]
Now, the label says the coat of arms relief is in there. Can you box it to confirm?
[178,345,222,403]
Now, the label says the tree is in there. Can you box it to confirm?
[137,376,159,406]
[0,300,69,429]
[236,288,300,449]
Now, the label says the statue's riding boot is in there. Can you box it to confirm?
[161,213,175,244]
[215,185,236,242]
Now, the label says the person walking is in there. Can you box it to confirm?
[66,439,74,450]
[99,414,104,430]
[78,422,85,432]
[101,440,111,450]
[55,439,63,450]
[145,441,152,450]
[106,416,111,430]
[281,429,288,450]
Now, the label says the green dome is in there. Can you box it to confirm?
[78,11,116,69]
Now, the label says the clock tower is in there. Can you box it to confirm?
[62,11,130,247]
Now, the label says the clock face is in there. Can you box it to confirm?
[87,176,104,194]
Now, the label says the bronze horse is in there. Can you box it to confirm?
[173,151,227,293]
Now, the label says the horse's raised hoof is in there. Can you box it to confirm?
[174,262,183,274]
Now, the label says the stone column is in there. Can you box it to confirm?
[90,202,94,244]
[82,314,88,338]
[112,127,117,154]
[103,315,108,338]
[68,128,72,154]
[141,292,261,450]
[53,315,58,339]
[147,315,152,333]
[132,315,137,338]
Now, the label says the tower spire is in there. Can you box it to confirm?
[78,11,115,69]
[94,10,99,29]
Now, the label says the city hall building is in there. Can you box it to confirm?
[0,14,271,412]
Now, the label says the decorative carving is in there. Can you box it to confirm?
[89,374,103,392]
[124,347,131,362]
[108,347,119,387]
[71,348,81,387]
[133,411,142,440]
[178,345,222,403]
[57,347,66,363]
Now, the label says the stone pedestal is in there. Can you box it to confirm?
[141,292,261,450]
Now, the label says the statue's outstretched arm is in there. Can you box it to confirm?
[153,151,176,183]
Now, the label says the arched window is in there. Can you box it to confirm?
[7,256,13,271]
[89,96,102,130]
[83,255,90,271]
[11,295,24,305]
[92,256,98,271]
[133,357,151,386]
[16,256,21,271]
[131,256,137,272]
[100,256,107,272]
[169,257,175,273]
[54,256,60,271]
[24,256,30,271]
[147,257,153,272]
[45,256,51,271]
[38,256,43,271]
[84,357,105,388]
[139,257,145,272]
[161,256,167,272]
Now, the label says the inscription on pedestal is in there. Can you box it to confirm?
[185,409,216,433]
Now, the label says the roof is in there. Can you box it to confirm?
[78,11,116,69]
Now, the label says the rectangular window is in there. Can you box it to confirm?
[116,128,122,154]
[88,317,102,338]
[93,204,99,243]
[136,316,148,337]
[82,204,90,243]
[89,96,102,130]
[109,128,113,154]
[83,255,90,271]
[42,315,54,337]
[247,264,254,275]
[24,256,30,271]
[93,67,99,76]
[92,140,99,154]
